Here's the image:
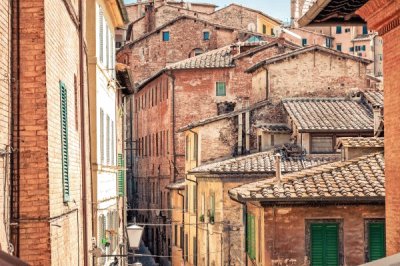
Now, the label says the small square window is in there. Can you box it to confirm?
[216,82,226,96]
[336,44,342,52]
[162,31,170,41]
[203,31,210,41]
[336,26,342,34]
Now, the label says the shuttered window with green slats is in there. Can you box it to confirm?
[368,221,386,262]
[60,81,70,203]
[117,153,125,196]
[311,223,339,266]
[246,213,256,260]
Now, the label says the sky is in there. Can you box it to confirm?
[123,0,291,24]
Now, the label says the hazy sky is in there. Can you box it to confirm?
[123,0,291,23]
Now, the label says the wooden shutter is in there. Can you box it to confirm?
[250,215,256,260]
[369,222,386,261]
[99,7,104,63]
[117,153,125,196]
[100,108,104,164]
[106,115,110,165]
[60,81,70,202]
[311,223,339,266]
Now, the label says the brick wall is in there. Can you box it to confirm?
[382,25,400,256]
[0,0,11,253]
[266,51,368,104]
[11,0,91,264]
[117,17,256,84]
[210,5,258,33]
[263,205,385,266]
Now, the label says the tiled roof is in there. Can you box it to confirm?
[230,152,385,202]
[166,179,186,190]
[362,90,384,108]
[190,150,339,175]
[212,3,282,24]
[283,98,374,132]
[336,137,384,149]
[166,46,234,70]
[256,123,292,134]
[298,0,368,26]
[352,34,376,42]
[246,45,373,73]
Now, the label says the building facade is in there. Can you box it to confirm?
[297,0,400,256]
[231,140,385,266]
[9,0,92,264]
[86,1,128,265]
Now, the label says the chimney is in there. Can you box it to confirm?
[275,153,282,184]
[373,108,382,134]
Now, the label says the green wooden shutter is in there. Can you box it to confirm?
[311,223,339,266]
[369,222,386,261]
[117,153,125,196]
[250,215,256,260]
[60,81,70,203]
[216,82,226,96]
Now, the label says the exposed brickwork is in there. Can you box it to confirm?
[0,0,11,253]
[11,0,91,264]
[118,17,260,85]
[262,205,384,266]
[382,25,400,256]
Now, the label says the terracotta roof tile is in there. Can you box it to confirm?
[362,90,384,108]
[283,98,374,132]
[230,152,384,201]
[336,137,384,149]
[190,150,339,175]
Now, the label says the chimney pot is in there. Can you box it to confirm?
[275,153,282,184]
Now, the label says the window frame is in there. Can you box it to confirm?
[336,25,342,34]
[302,38,307,46]
[162,31,170,42]
[203,31,210,41]
[216,82,226,96]
[365,219,386,262]
[306,219,344,266]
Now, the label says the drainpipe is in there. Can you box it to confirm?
[165,71,177,182]
[178,190,185,264]
[78,0,89,265]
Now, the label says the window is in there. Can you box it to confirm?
[99,7,104,63]
[326,38,332,48]
[185,135,190,161]
[106,115,110,165]
[162,31,170,41]
[246,213,256,260]
[192,185,197,213]
[193,133,198,162]
[216,82,226,96]
[336,25,342,34]
[174,225,178,246]
[350,47,354,52]
[258,135,262,152]
[302,38,307,46]
[262,24,267,34]
[100,108,104,164]
[336,44,342,52]
[203,31,210,40]
[271,28,274,36]
[271,135,275,146]
[184,234,189,261]
[367,220,386,262]
[310,223,339,266]
[60,81,70,202]
[209,192,215,224]
[363,25,368,35]
[193,237,197,265]
[362,45,366,51]
[345,28,351,33]
[311,136,334,154]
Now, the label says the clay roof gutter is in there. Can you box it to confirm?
[235,195,385,204]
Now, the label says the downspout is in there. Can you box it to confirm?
[9,0,15,254]
[178,190,185,264]
[78,1,89,265]
[165,71,177,182]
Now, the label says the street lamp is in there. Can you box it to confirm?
[126,224,144,250]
